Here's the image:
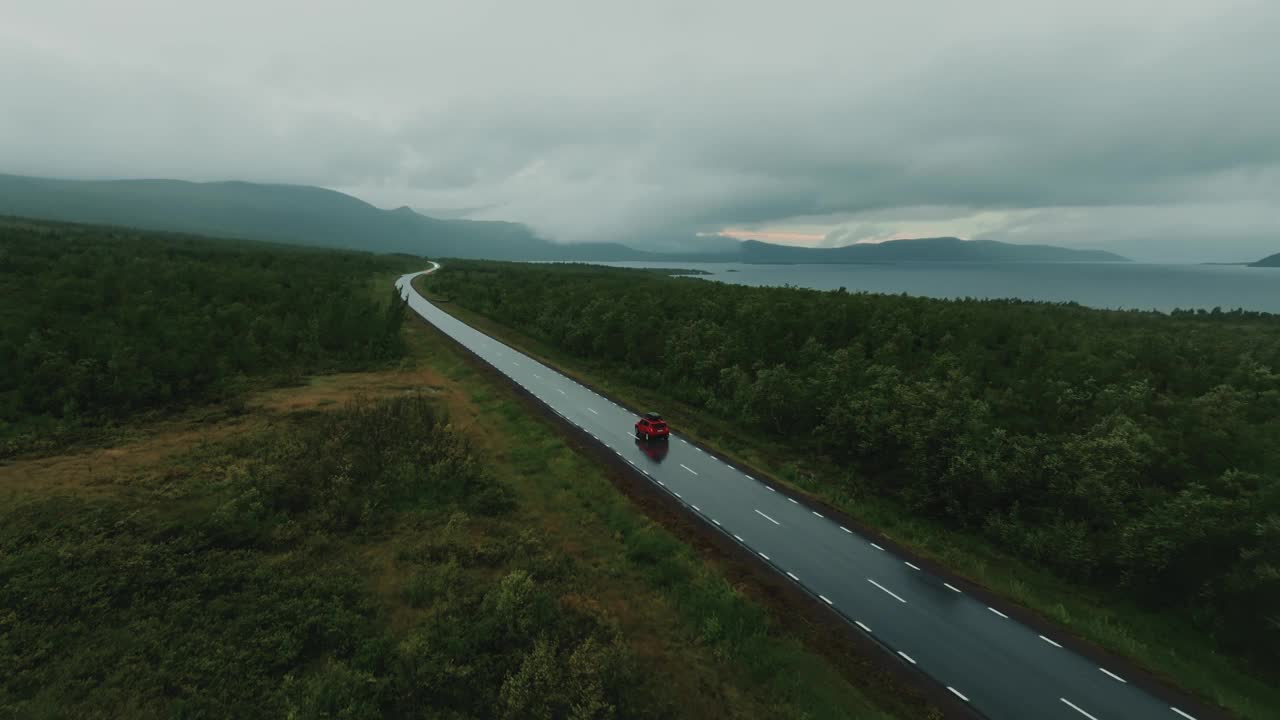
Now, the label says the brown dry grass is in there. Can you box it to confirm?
[0,367,450,501]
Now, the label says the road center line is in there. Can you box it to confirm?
[897,651,916,665]
[904,561,921,571]
[944,583,962,593]
[867,578,908,603]
[754,509,781,525]
[1060,698,1100,720]
[988,607,1009,619]
[947,687,969,702]
[1039,635,1062,648]
[680,463,698,475]
[1099,667,1127,683]
[586,407,598,414]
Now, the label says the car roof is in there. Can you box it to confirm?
[643,412,663,421]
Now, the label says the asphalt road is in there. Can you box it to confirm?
[397,266,1205,720]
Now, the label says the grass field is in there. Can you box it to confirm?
[415,271,1279,720]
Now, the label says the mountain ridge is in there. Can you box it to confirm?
[0,173,1128,263]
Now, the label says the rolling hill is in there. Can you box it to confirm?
[727,237,1129,263]
[0,174,644,260]
[0,174,1128,263]
[1249,252,1280,267]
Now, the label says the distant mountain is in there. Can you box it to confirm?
[0,174,645,260]
[1249,252,1280,267]
[723,237,1129,263]
[0,174,1128,263]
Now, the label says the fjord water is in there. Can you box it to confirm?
[598,261,1280,313]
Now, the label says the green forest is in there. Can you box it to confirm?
[0,217,413,453]
[427,260,1280,669]
[2,220,918,719]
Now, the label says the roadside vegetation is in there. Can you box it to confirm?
[421,259,1280,719]
[0,219,927,719]
[0,216,414,455]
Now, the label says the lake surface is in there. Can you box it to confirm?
[592,261,1280,314]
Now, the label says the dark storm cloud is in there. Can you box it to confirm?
[2,0,1277,260]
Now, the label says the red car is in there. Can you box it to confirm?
[635,412,670,442]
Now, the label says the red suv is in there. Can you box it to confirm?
[635,412,670,442]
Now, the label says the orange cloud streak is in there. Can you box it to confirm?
[710,229,827,243]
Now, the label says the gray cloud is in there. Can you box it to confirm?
[2,0,1277,261]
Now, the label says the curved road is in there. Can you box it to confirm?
[398,266,1205,720]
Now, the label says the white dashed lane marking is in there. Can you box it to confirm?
[754,509,781,526]
[944,583,962,593]
[1060,698,1100,720]
[870,543,885,551]
[786,571,799,581]
[897,651,916,665]
[586,407,598,414]
[680,464,699,475]
[867,578,907,603]
[855,620,872,633]
[1039,635,1062,648]
[1099,668,1126,683]
[947,687,969,702]
[904,561,921,571]
[1171,707,1198,720]
[988,607,1009,619]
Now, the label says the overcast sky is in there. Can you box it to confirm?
[3,0,1277,261]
